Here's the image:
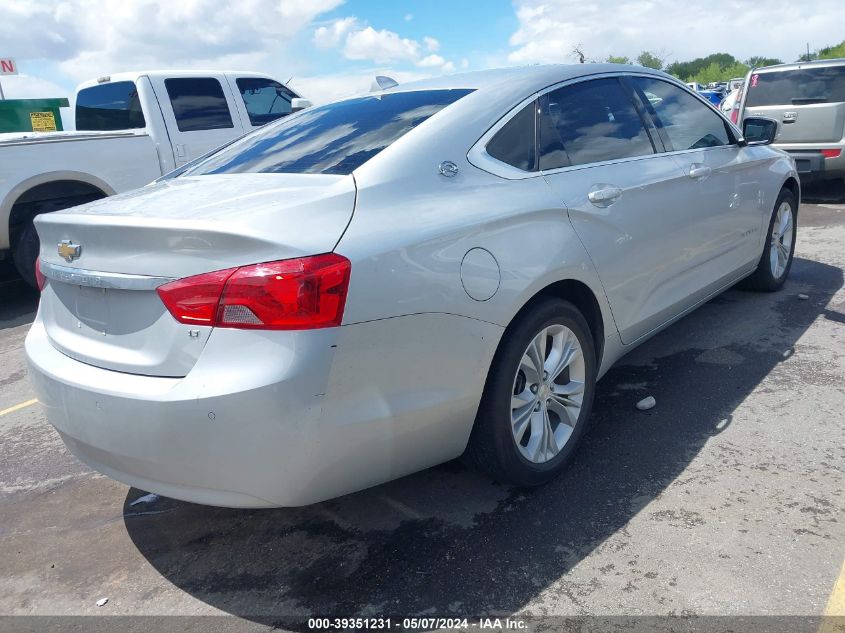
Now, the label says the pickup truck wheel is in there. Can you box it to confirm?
[465,298,597,487]
[13,221,40,288]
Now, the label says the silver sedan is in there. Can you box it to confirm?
[26,64,799,507]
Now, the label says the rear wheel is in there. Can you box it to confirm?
[466,298,597,487]
[743,189,797,292]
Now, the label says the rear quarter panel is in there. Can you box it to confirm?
[338,162,620,373]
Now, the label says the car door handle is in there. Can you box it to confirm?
[587,185,623,207]
[688,164,711,180]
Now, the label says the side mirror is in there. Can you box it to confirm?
[742,117,778,146]
[291,98,313,112]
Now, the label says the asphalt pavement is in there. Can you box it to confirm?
[0,187,843,631]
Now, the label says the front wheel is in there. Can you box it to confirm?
[466,298,597,487]
[743,189,797,292]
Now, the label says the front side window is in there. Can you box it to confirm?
[745,66,845,106]
[76,81,146,131]
[165,78,234,132]
[486,101,537,171]
[236,78,294,126]
[184,89,473,176]
[632,77,731,150]
[539,77,655,170]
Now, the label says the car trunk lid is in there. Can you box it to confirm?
[35,174,355,377]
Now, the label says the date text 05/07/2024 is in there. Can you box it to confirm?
[307,617,528,630]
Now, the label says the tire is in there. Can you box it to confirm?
[12,221,40,288]
[466,298,597,487]
[742,189,797,292]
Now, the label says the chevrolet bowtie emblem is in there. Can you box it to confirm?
[57,240,81,262]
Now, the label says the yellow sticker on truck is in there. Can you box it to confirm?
[30,111,57,132]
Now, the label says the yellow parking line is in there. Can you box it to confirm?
[819,559,845,633]
[0,398,38,417]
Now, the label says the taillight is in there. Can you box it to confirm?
[156,267,236,325]
[156,253,351,330]
[35,257,47,291]
[822,149,841,159]
[730,108,739,124]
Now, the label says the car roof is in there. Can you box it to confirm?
[752,58,845,73]
[370,63,673,98]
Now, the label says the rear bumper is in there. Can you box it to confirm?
[779,149,845,182]
[26,311,501,507]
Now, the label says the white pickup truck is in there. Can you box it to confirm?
[0,70,306,285]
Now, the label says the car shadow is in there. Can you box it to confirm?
[123,256,842,622]
[801,181,845,205]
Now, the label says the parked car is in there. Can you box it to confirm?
[699,89,723,106]
[721,88,741,122]
[27,64,799,508]
[0,70,306,286]
[737,58,845,183]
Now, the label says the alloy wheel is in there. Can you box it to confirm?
[769,200,794,279]
[511,324,586,464]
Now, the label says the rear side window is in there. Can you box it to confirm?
[539,77,655,169]
[184,89,473,176]
[486,101,537,171]
[746,66,845,106]
[632,77,731,150]
[165,78,234,132]
[76,81,146,131]
[236,77,294,126]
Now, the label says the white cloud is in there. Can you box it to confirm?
[289,69,431,104]
[315,20,456,73]
[1,0,343,83]
[0,74,68,100]
[423,36,440,53]
[343,27,421,63]
[417,54,446,68]
[508,0,845,66]
[314,17,360,49]
[404,13,413,22]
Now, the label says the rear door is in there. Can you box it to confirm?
[743,65,845,143]
[630,76,764,277]
[148,74,246,166]
[539,76,707,343]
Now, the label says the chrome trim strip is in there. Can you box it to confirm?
[40,261,175,290]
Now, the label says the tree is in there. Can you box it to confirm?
[818,40,845,59]
[688,61,749,85]
[636,51,664,70]
[606,55,631,64]
[572,45,587,64]
[745,56,782,68]
[666,53,739,80]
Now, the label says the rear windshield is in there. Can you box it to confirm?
[183,89,473,176]
[746,66,845,106]
[76,81,146,131]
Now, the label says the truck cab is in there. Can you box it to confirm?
[75,70,300,170]
[1,69,302,285]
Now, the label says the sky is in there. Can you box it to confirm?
[2,0,844,106]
